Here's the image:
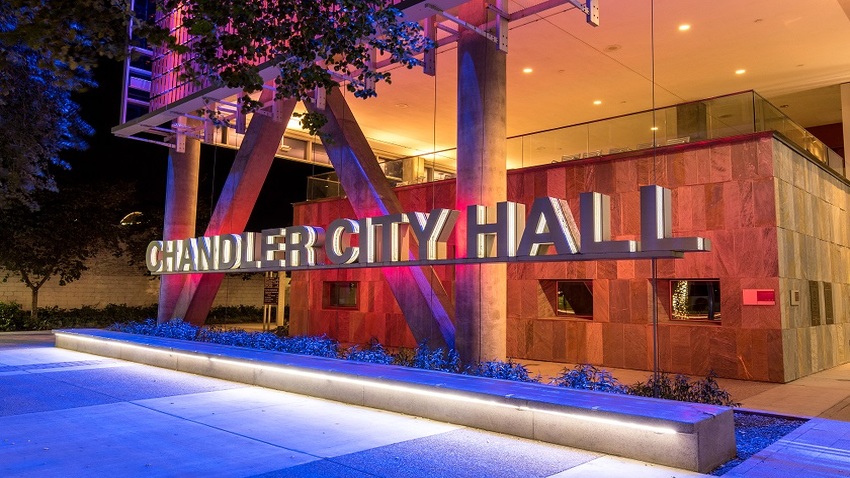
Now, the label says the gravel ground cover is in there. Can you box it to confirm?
[711,410,807,475]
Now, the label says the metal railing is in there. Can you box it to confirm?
[306,90,844,200]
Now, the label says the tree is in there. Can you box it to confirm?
[0,1,146,208]
[0,176,136,321]
[156,0,432,133]
[0,47,94,210]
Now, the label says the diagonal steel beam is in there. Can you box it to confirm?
[173,99,296,325]
[306,87,456,350]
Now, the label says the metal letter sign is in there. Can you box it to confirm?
[146,185,709,274]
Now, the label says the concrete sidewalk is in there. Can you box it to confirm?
[4,331,850,477]
[0,331,703,478]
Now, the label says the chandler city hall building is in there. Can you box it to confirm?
[116,0,850,383]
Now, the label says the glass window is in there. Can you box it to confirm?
[671,280,721,321]
[556,281,593,318]
[325,282,358,309]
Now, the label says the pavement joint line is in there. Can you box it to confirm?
[0,362,132,377]
[122,389,421,463]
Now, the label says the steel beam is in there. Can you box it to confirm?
[306,87,456,350]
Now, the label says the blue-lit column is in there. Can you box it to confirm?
[455,0,508,362]
[157,117,200,323]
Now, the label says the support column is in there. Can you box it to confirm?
[841,83,850,179]
[158,117,201,323]
[455,0,508,363]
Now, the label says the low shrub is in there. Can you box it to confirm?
[345,341,394,365]
[276,335,339,358]
[410,341,461,373]
[107,320,738,407]
[0,302,27,332]
[465,359,539,382]
[628,371,739,407]
[205,305,264,324]
[551,364,628,393]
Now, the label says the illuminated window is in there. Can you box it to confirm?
[556,281,593,318]
[325,282,359,309]
[671,280,720,321]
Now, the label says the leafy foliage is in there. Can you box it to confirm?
[0,179,138,319]
[0,302,27,332]
[0,1,151,207]
[629,371,740,407]
[410,341,461,373]
[464,359,539,383]
[0,47,93,209]
[155,0,432,134]
[0,0,137,90]
[551,364,628,393]
[108,320,739,406]
[345,340,394,364]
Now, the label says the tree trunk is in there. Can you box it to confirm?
[30,286,39,322]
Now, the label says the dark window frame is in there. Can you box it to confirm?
[555,280,594,319]
[324,281,359,310]
[670,279,721,322]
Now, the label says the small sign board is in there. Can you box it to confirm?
[263,273,280,305]
[742,289,775,306]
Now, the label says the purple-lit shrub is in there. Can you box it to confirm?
[275,335,339,358]
[410,342,461,373]
[551,364,628,393]
[109,319,339,358]
[464,359,539,382]
[345,342,394,365]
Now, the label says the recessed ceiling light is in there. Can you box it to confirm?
[650,126,659,131]
[678,24,691,31]
[522,67,533,74]
[593,100,602,105]
[735,69,746,75]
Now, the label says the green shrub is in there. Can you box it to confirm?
[205,305,264,324]
[0,302,27,332]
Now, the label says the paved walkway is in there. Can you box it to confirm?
[3,330,850,477]
[0,332,702,477]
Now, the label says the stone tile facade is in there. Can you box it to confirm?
[291,132,849,382]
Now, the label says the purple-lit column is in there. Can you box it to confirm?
[455,0,507,362]
[158,117,200,323]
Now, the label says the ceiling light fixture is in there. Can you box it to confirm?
[593,100,602,105]
[735,69,746,75]
[650,126,659,131]
[678,24,691,31]
[522,67,533,74]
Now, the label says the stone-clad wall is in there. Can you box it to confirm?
[505,133,783,381]
[289,182,457,347]
[774,139,850,381]
[291,132,838,382]
[0,252,263,311]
